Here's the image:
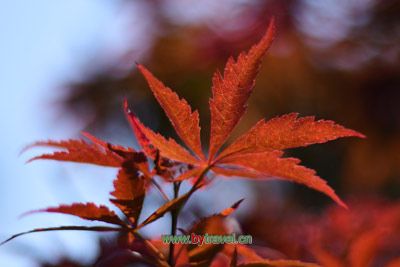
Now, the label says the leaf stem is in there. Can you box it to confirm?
[168,181,181,266]
[168,165,213,265]
[151,178,170,201]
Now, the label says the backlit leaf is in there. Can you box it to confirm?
[208,18,275,160]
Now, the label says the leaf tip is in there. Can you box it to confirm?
[123,98,131,113]
[221,198,245,217]
[330,193,348,210]
[232,198,245,209]
[136,64,149,77]
[18,209,41,219]
[25,156,39,164]
[355,131,367,139]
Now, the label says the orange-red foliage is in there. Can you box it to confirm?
[3,18,366,266]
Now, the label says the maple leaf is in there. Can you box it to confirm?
[124,17,363,207]
[26,202,126,226]
[124,18,276,164]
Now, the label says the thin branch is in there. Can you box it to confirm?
[1,226,122,246]
[151,178,170,202]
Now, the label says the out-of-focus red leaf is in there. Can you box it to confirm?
[208,18,275,160]
[224,244,320,267]
[234,245,263,262]
[348,228,384,267]
[219,151,346,208]
[187,216,227,266]
[149,239,186,267]
[386,258,400,267]
[110,161,146,226]
[137,64,205,160]
[27,203,126,226]
[186,200,244,266]
[310,244,343,267]
[27,139,123,167]
[219,113,365,159]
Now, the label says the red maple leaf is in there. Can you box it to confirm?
[125,18,364,208]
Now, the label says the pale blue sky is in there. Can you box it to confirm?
[0,1,132,265]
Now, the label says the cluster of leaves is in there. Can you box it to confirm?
[3,19,364,266]
[246,199,400,267]
[310,200,400,267]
